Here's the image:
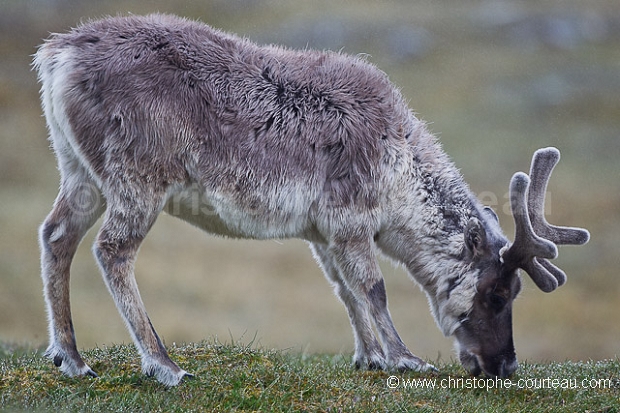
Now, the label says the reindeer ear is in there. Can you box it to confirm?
[465,217,488,258]
[482,206,499,223]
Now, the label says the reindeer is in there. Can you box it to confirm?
[33,14,589,386]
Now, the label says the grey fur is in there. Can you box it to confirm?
[33,14,588,385]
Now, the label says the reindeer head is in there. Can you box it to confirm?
[453,147,589,378]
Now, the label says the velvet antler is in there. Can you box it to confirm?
[502,148,590,292]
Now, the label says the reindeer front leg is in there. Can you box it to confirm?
[325,233,435,372]
[366,278,435,371]
[310,243,385,369]
[93,187,191,387]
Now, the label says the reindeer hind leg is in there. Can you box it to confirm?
[40,165,104,378]
[93,185,190,386]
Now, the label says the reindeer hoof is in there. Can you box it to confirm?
[45,344,97,378]
[85,369,99,378]
[393,355,435,372]
[354,354,387,371]
[368,360,385,370]
[142,356,191,387]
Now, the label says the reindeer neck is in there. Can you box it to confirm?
[379,144,484,288]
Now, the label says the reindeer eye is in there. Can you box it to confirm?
[487,294,507,311]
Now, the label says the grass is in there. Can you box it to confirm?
[1,0,619,364]
[0,3,619,410]
[1,341,618,412]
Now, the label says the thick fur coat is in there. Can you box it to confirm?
[35,14,586,386]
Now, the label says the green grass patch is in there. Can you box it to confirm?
[1,341,618,412]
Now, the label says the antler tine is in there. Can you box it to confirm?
[528,147,591,245]
[503,148,590,292]
[503,172,560,292]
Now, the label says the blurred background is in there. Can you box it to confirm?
[1,0,618,365]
